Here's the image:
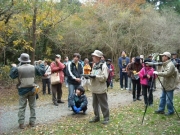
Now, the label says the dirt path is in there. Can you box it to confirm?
[0,85,179,134]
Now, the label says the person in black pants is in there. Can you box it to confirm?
[139,58,155,106]
[128,57,143,101]
[42,60,51,95]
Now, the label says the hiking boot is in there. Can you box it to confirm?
[154,110,165,114]
[29,123,35,127]
[137,98,142,101]
[102,120,109,125]
[19,124,25,129]
[54,102,59,106]
[57,100,64,104]
[89,118,100,123]
[133,98,136,102]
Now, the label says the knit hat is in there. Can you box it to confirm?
[135,57,140,63]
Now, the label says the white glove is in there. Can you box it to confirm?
[153,71,158,75]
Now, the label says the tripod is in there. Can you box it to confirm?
[142,74,155,124]
[142,75,180,124]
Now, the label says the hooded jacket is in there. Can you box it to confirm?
[139,66,154,85]
[89,62,109,94]
[69,93,88,108]
[158,60,177,91]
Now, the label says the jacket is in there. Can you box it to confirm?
[9,63,45,95]
[89,62,109,94]
[158,60,177,91]
[50,61,65,84]
[66,61,83,85]
[107,63,115,77]
[83,64,91,75]
[118,57,130,71]
[129,62,143,80]
[42,65,51,79]
[69,94,88,108]
[139,66,154,85]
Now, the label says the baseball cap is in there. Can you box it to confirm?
[159,52,171,58]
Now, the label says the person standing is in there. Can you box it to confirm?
[89,50,110,124]
[50,54,65,106]
[66,53,83,109]
[154,52,177,115]
[118,51,130,90]
[129,57,143,101]
[9,53,45,129]
[171,53,180,73]
[106,59,115,89]
[126,57,135,92]
[83,58,91,91]
[42,60,51,95]
[139,58,154,106]
[63,56,70,87]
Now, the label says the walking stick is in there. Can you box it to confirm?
[142,74,154,124]
[157,76,180,119]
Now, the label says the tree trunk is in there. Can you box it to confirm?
[31,4,37,65]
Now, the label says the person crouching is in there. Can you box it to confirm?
[69,86,88,115]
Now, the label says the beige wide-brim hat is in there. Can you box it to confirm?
[18,53,31,63]
[91,50,103,58]
[159,52,171,58]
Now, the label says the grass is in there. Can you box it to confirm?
[1,81,180,135]
[15,93,180,135]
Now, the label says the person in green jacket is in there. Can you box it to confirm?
[9,53,45,129]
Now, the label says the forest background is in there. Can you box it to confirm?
[0,0,180,82]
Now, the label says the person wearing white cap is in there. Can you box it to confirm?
[9,53,45,129]
[89,50,110,124]
[154,52,177,116]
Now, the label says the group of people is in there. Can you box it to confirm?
[9,50,112,129]
[119,51,179,116]
[9,50,179,129]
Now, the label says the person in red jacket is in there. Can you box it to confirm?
[50,54,65,106]
[106,59,115,89]
[139,58,155,106]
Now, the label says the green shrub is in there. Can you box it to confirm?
[0,65,14,87]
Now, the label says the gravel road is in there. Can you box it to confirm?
[0,85,179,134]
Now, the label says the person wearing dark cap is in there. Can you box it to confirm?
[50,54,65,106]
[129,56,143,101]
[118,51,130,90]
[154,52,178,116]
[106,59,115,88]
[171,52,180,72]
[66,53,83,110]
[139,58,155,106]
[9,53,45,129]
[69,86,88,114]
